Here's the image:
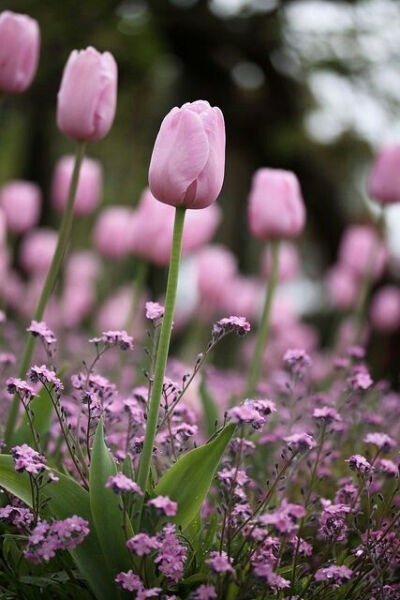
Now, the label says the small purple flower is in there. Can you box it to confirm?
[90,330,134,351]
[284,432,317,451]
[253,563,290,590]
[28,365,64,392]
[11,444,47,475]
[27,320,57,345]
[314,564,352,585]
[0,505,34,529]
[155,523,187,584]
[126,533,160,556]
[6,378,35,400]
[283,348,312,369]
[147,495,177,517]
[192,585,217,600]
[347,345,365,359]
[105,473,143,495]
[0,352,16,366]
[212,316,251,340]
[347,454,372,474]
[364,432,396,452]
[228,401,265,429]
[348,371,373,390]
[377,459,399,477]
[115,570,143,592]
[313,406,341,423]
[206,550,235,575]
[146,301,164,321]
[24,516,89,564]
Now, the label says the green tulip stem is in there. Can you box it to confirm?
[246,239,280,397]
[134,206,186,530]
[4,141,86,446]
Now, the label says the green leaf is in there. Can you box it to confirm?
[199,376,220,438]
[154,423,235,529]
[89,421,133,581]
[0,455,116,600]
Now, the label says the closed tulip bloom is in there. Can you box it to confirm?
[195,245,238,310]
[325,263,359,310]
[57,47,118,141]
[248,168,305,240]
[65,251,100,286]
[368,145,400,204]
[0,11,40,93]
[0,180,41,234]
[93,206,134,259]
[261,241,299,282]
[370,286,400,333]
[149,100,225,209]
[19,228,57,275]
[339,225,387,280]
[51,155,102,215]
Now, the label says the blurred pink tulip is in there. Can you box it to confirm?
[149,100,225,209]
[223,276,263,322]
[0,208,6,246]
[65,250,101,286]
[93,206,134,259]
[325,263,359,310]
[261,241,299,282]
[51,155,102,215]
[0,11,40,93]
[19,228,57,275]
[57,47,117,141]
[0,180,41,234]
[195,244,238,312]
[132,188,221,265]
[368,145,400,204]
[370,286,400,333]
[339,225,387,280]
[248,168,305,240]
[61,284,95,328]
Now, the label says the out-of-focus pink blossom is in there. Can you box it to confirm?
[149,100,225,209]
[261,241,299,282]
[0,181,41,234]
[195,244,237,313]
[368,145,400,204]
[248,168,305,240]
[93,207,134,259]
[223,276,263,322]
[370,286,400,333]
[325,263,359,310]
[57,47,117,141]
[338,225,387,280]
[19,228,57,275]
[0,11,40,93]
[51,155,102,215]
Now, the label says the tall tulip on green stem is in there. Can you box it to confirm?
[134,100,226,529]
[246,168,306,396]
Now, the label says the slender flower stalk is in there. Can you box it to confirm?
[246,239,280,395]
[134,206,186,529]
[5,142,86,445]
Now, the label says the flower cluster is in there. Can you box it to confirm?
[24,516,89,563]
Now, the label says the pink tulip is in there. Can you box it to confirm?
[248,168,305,240]
[0,11,40,93]
[19,228,57,275]
[223,276,263,322]
[61,284,95,328]
[368,145,400,204]
[131,188,221,265]
[65,250,101,286]
[51,155,102,215]
[57,47,118,141]
[339,225,387,280]
[370,286,400,333]
[149,100,225,209]
[0,180,41,234]
[195,245,238,312]
[261,241,299,282]
[325,263,359,310]
[93,206,134,259]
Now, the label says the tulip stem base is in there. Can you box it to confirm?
[246,239,280,396]
[4,141,86,446]
[134,206,186,530]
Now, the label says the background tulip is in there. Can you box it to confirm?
[325,264,359,310]
[370,286,400,333]
[368,145,400,204]
[19,228,57,275]
[0,11,40,93]
[0,180,41,234]
[51,155,102,215]
[93,206,134,258]
[339,225,387,280]
[248,168,305,240]
[57,46,117,141]
[149,100,225,209]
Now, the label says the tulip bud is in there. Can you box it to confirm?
[51,155,102,215]
[93,206,134,259]
[0,180,41,234]
[368,145,400,204]
[261,241,299,283]
[248,168,305,240]
[19,228,57,275]
[195,244,237,312]
[338,225,387,281]
[149,100,225,209]
[65,251,100,286]
[0,11,40,93]
[325,264,358,310]
[370,286,400,333]
[57,46,118,141]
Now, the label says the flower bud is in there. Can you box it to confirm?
[149,100,225,209]
[195,244,237,312]
[368,145,400,204]
[51,155,102,215]
[0,11,40,93]
[248,168,305,240]
[338,225,387,281]
[0,180,41,234]
[19,228,57,275]
[325,264,358,310]
[93,207,134,259]
[57,47,117,141]
[370,286,400,333]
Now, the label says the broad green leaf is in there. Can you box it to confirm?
[0,455,116,600]
[199,377,219,438]
[154,423,235,529]
[89,421,133,583]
